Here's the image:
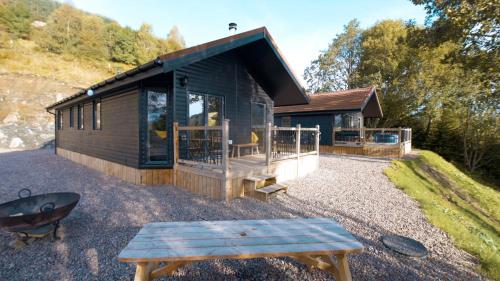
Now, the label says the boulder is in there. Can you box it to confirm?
[9,137,24,149]
[3,112,19,124]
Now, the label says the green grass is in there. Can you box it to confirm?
[384,150,500,280]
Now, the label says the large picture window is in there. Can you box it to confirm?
[251,102,266,147]
[147,90,168,162]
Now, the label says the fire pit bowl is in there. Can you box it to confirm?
[0,188,80,239]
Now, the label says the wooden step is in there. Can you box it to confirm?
[254,184,288,201]
[243,175,276,194]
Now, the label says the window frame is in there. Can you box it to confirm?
[251,102,267,129]
[281,116,291,127]
[145,89,169,165]
[93,99,101,130]
[187,91,225,127]
[57,110,63,130]
[77,104,84,130]
[69,107,74,128]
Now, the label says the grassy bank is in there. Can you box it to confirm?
[0,39,132,85]
[385,150,499,280]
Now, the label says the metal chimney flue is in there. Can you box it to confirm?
[229,23,237,35]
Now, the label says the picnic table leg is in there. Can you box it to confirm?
[327,254,352,281]
[134,262,156,281]
[237,146,240,158]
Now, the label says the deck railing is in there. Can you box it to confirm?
[333,127,412,146]
[332,127,412,157]
[173,120,229,172]
[266,123,321,164]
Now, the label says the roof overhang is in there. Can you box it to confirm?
[47,27,308,110]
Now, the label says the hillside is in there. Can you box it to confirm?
[0,0,185,150]
[385,151,500,280]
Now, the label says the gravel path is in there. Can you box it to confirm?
[0,149,484,280]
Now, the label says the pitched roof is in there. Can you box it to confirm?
[47,27,307,110]
[274,86,378,114]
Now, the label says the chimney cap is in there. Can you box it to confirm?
[229,23,237,30]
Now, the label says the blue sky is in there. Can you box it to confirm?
[69,0,427,84]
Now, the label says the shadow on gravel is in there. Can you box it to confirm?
[0,149,485,281]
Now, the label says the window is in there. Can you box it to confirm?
[281,116,291,127]
[207,95,223,126]
[147,90,168,162]
[57,110,63,130]
[77,104,84,130]
[251,102,266,146]
[69,107,74,128]
[188,93,224,126]
[188,93,204,126]
[93,100,101,130]
[251,102,266,129]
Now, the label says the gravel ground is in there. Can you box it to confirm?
[0,149,485,281]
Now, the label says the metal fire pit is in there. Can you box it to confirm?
[0,189,80,240]
[381,235,428,258]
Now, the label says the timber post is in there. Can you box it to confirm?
[265,122,272,173]
[315,125,320,156]
[398,127,402,158]
[296,124,301,177]
[173,122,179,186]
[222,119,230,201]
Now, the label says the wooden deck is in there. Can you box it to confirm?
[119,218,364,281]
[174,153,319,201]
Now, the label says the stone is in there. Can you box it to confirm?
[2,112,19,124]
[9,137,24,149]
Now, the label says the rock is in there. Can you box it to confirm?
[9,137,24,149]
[8,239,26,250]
[2,112,19,124]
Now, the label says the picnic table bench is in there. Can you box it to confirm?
[118,218,363,281]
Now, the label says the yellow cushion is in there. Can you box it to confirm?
[251,132,259,144]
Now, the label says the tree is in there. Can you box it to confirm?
[412,0,499,80]
[134,23,159,65]
[36,4,83,54]
[78,14,107,60]
[164,25,185,51]
[0,1,32,39]
[304,19,362,92]
[105,23,137,64]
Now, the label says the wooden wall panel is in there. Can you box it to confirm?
[56,90,141,168]
[319,145,403,158]
[57,148,172,185]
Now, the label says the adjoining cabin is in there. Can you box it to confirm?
[274,87,412,158]
[46,27,321,201]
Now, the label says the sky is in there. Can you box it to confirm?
[69,0,427,85]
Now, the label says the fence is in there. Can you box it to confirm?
[266,124,320,163]
[328,127,412,158]
[174,121,229,171]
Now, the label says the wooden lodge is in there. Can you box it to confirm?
[46,27,321,201]
[274,87,412,158]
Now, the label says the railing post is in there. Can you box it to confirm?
[173,122,179,185]
[398,127,402,158]
[296,124,301,177]
[315,125,320,156]
[222,119,230,201]
[265,122,272,171]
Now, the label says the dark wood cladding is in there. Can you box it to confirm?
[174,50,273,144]
[56,89,140,168]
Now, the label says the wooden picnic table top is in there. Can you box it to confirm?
[231,143,259,147]
[118,218,363,263]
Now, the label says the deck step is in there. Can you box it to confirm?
[245,174,276,182]
[254,184,288,201]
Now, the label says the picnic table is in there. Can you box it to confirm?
[118,218,363,281]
